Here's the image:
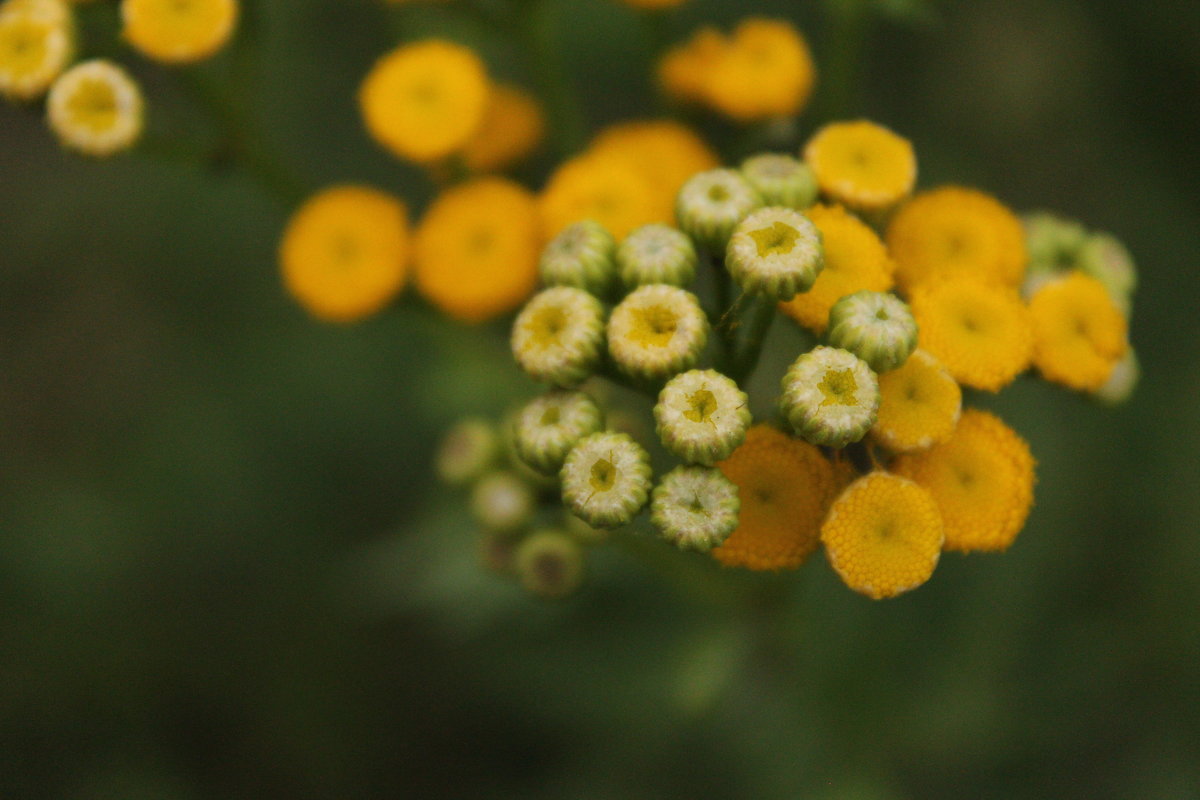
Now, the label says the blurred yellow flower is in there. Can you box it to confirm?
[0,2,72,100]
[121,0,238,64]
[460,83,544,173]
[46,58,143,157]
[279,185,410,323]
[539,151,665,240]
[658,26,724,104]
[1028,271,1128,391]
[871,349,961,453]
[589,119,719,218]
[803,120,916,216]
[359,39,489,163]
[415,177,542,322]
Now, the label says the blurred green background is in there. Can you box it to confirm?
[2,0,1199,797]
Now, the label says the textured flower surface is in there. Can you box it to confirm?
[871,349,961,453]
[512,286,606,386]
[650,465,740,553]
[675,168,762,252]
[739,153,818,210]
[607,284,708,381]
[539,220,617,295]
[512,390,604,475]
[1028,271,1128,391]
[803,120,916,214]
[617,223,697,289]
[654,369,750,465]
[561,432,653,528]
[726,206,824,300]
[825,290,917,373]
[780,346,879,448]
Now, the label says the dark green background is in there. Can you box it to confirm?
[2,0,1198,797]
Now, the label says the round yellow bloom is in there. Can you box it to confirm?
[821,472,943,599]
[6,0,71,21]
[658,26,724,104]
[1028,271,1128,391]
[46,59,144,157]
[0,3,72,100]
[803,120,916,215]
[121,0,238,64]
[279,185,409,323]
[359,39,489,163]
[779,204,894,332]
[704,18,815,122]
[909,278,1032,392]
[887,186,1027,292]
[415,177,541,322]
[871,349,961,452]
[712,425,837,571]
[589,119,719,213]
[540,151,665,240]
[460,83,544,173]
[893,409,1035,553]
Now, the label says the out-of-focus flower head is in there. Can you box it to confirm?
[121,0,239,64]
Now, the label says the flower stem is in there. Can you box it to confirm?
[515,0,588,158]
[730,296,776,383]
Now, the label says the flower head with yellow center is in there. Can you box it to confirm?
[607,284,708,381]
[726,206,824,300]
[539,219,617,296]
[1028,271,1128,391]
[616,223,697,289]
[540,151,665,241]
[821,472,943,599]
[512,286,606,387]
[459,83,544,173]
[121,0,238,64]
[892,408,1035,553]
[651,465,740,553]
[589,120,719,217]
[658,25,725,105]
[702,18,815,122]
[675,168,762,253]
[803,120,916,215]
[740,153,818,210]
[0,1,72,100]
[561,431,652,528]
[654,369,750,465]
[780,345,879,448]
[826,290,917,373]
[871,349,961,453]
[512,390,604,475]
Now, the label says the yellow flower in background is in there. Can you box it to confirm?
[359,39,489,163]
[279,185,410,323]
[0,2,72,100]
[779,203,894,333]
[821,472,943,599]
[871,349,961,453]
[415,177,541,322]
[1028,271,1128,391]
[46,58,143,156]
[658,26,724,105]
[459,83,544,173]
[121,0,238,64]
[893,409,1035,553]
[887,186,1027,292]
[712,425,837,571]
[5,0,70,22]
[909,278,1032,392]
[589,119,719,217]
[803,120,916,215]
[539,151,665,240]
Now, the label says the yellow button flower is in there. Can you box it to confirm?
[1028,271,1128,391]
[871,349,961,452]
[279,185,410,323]
[589,119,719,215]
[658,26,724,105]
[779,203,895,332]
[803,120,916,215]
[892,409,1035,553]
[121,0,238,64]
[540,151,665,240]
[909,278,1032,392]
[887,186,1027,292]
[0,2,72,100]
[704,18,815,122]
[712,425,837,571]
[459,83,544,173]
[359,39,489,163]
[46,59,144,157]
[414,177,541,322]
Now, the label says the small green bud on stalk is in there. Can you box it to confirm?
[826,290,918,373]
[650,465,740,553]
[675,169,762,253]
[540,220,617,296]
[781,345,880,448]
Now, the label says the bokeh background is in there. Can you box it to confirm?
[2,0,1199,797]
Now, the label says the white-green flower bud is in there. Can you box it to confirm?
[539,219,617,296]
[650,465,740,553]
[435,417,499,485]
[512,286,606,386]
[675,168,762,253]
[825,290,918,373]
[512,390,604,475]
[726,207,824,300]
[607,284,708,381]
[515,529,584,599]
[470,471,536,532]
[740,153,818,210]
[1023,211,1087,274]
[1092,346,1138,407]
[1078,232,1137,307]
[780,345,880,448]
[654,369,751,465]
[617,223,697,289]
[561,431,652,528]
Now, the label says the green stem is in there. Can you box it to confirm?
[730,296,776,383]
[708,253,735,373]
[515,0,588,157]
[814,0,871,123]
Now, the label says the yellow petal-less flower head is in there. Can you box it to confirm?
[459,83,544,173]
[892,408,1035,553]
[657,26,725,105]
[651,465,740,553]
[780,345,880,448]
[887,186,1027,292]
[704,18,815,122]
[803,120,916,215]
[712,425,837,570]
[539,219,617,296]
[511,286,606,387]
[726,206,824,300]
[511,389,605,475]
[617,223,697,289]
[778,203,894,332]
[121,0,237,64]
[607,284,708,381]
[46,59,144,157]
[654,368,751,465]
[909,278,1032,392]
[359,39,489,163]
[821,472,943,599]
[515,529,585,600]
[675,168,762,253]
[414,176,541,322]
[1028,271,1128,391]
[590,120,720,204]
[870,349,961,453]
[561,431,653,528]
[740,153,818,210]
[279,185,409,323]
[826,290,918,373]
[540,151,665,240]
[0,3,72,100]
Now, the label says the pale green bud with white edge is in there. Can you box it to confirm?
[726,207,824,300]
[675,168,762,253]
[470,471,536,532]
[654,369,750,465]
[780,345,880,448]
[1078,232,1137,308]
[512,390,604,475]
[512,286,606,387]
[607,284,708,381]
[1023,211,1087,275]
[617,223,697,289]
[435,417,500,485]
[1092,346,1139,407]
[561,431,652,528]
[515,529,585,599]
[826,290,918,373]
[740,153,818,210]
[539,219,617,296]
[650,466,740,553]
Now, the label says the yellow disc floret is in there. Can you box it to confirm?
[703,18,815,122]
[540,151,665,240]
[1028,271,1129,391]
[871,349,961,452]
[589,119,719,215]
[892,408,1035,553]
[803,120,917,215]
[821,472,943,599]
[279,185,409,322]
[460,83,544,173]
[121,0,238,64]
[657,25,724,105]
[0,3,72,100]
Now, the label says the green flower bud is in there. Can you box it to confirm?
[539,219,617,296]
[726,207,824,301]
[826,290,918,372]
[470,471,536,532]
[561,431,652,528]
[740,153,818,210]
[512,390,604,474]
[654,369,751,465]
[617,223,698,289]
[435,417,499,485]
[780,345,880,448]
[512,286,606,387]
[650,465,740,553]
[1023,211,1087,274]
[1078,232,1137,307]
[515,529,585,599]
[675,168,762,253]
[607,284,708,381]
[1092,346,1138,406]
